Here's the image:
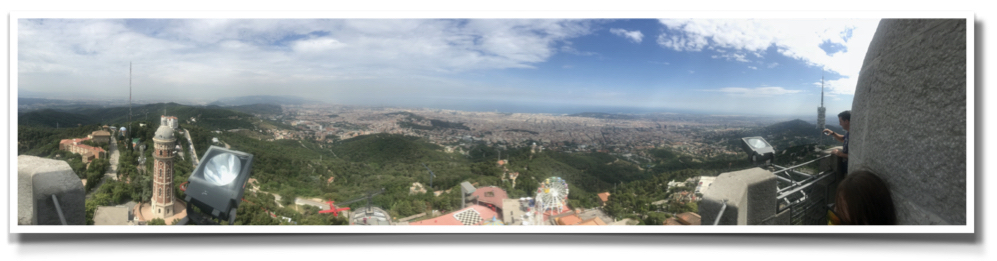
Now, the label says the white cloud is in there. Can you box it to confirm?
[815,77,859,96]
[657,33,708,51]
[748,66,758,70]
[291,37,346,53]
[711,52,750,62]
[18,19,599,99]
[610,28,643,43]
[767,62,779,68]
[656,19,880,95]
[707,86,802,97]
[561,44,597,56]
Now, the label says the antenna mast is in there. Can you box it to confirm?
[816,70,827,143]
[129,62,132,131]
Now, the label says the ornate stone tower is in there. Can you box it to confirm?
[152,125,176,219]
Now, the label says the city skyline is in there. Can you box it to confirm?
[17,18,878,116]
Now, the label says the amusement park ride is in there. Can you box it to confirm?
[521,177,570,225]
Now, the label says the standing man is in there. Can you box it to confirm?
[823,111,851,174]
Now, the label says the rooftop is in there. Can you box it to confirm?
[408,205,499,226]
[597,192,611,202]
[470,186,508,209]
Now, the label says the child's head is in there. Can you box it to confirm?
[835,170,897,225]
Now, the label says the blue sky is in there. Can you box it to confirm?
[17,18,880,116]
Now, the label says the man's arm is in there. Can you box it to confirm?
[823,129,845,142]
[830,149,848,158]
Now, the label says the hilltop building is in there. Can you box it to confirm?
[553,208,609,226]
[663,212,701,225]
[469,186,508,214]
[59,137,106,163]
[88,130,111,144]
[597,192,611,207]
[696,176,717,195]
[407,205,500,225]
[161,115,178,129]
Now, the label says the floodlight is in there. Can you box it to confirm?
[740,136,774,165]
[183,146,253,225]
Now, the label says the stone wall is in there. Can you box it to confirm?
[849,19,967,225]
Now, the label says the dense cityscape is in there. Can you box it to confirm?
[17,95,835,227]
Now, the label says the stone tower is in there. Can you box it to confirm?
[151,125,176,219]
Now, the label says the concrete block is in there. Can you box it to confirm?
[699,168,776,225]
[94,206,132,225]
[18,155,86,225]
[760,208,792,225]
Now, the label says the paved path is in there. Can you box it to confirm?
[106,134,120,181]
[246,182,329,211]
[296,198,330,210]
[87,132,120,197]
[182,129,199,167]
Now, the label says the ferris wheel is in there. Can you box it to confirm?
[527,177,569,225]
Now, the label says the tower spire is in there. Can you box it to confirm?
[129,62,132,126]
[821,71,824,107]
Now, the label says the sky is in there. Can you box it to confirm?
[17,18,880,116]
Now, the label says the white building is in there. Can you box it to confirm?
[161,115,179,129]
[696,176,717,195]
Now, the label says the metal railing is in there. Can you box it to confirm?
[705,154,837,225]
[772,154,835,225]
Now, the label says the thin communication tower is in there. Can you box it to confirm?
[129,62,132,132]
[817,71,827,145]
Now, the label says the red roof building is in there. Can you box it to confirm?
[676,212,702,225]
[556,214,583,225]
[470,186,508,210]
[555,212,607,226]
[408,205,500,226]
[597,192,611,206]
[663,212,702,225]
[578,217,607,225]
[663,218,684,225]
[59,137,106,163]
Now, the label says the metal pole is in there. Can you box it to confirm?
[51,195,67,225]
[713,199,728,225]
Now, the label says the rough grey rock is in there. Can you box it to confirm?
[850,19,966,225]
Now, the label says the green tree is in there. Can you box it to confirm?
[148,218,166,225]
[280,187,297,207]
[84,190,114,225]
[644,212,671,225]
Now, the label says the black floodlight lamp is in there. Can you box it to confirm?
[741,136,775,165]
[183,146,253,225]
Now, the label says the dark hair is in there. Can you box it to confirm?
[838,110,851,121]
[835,171,896,225]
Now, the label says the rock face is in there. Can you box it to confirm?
[849,19,966,225]
[18,155,86,225]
